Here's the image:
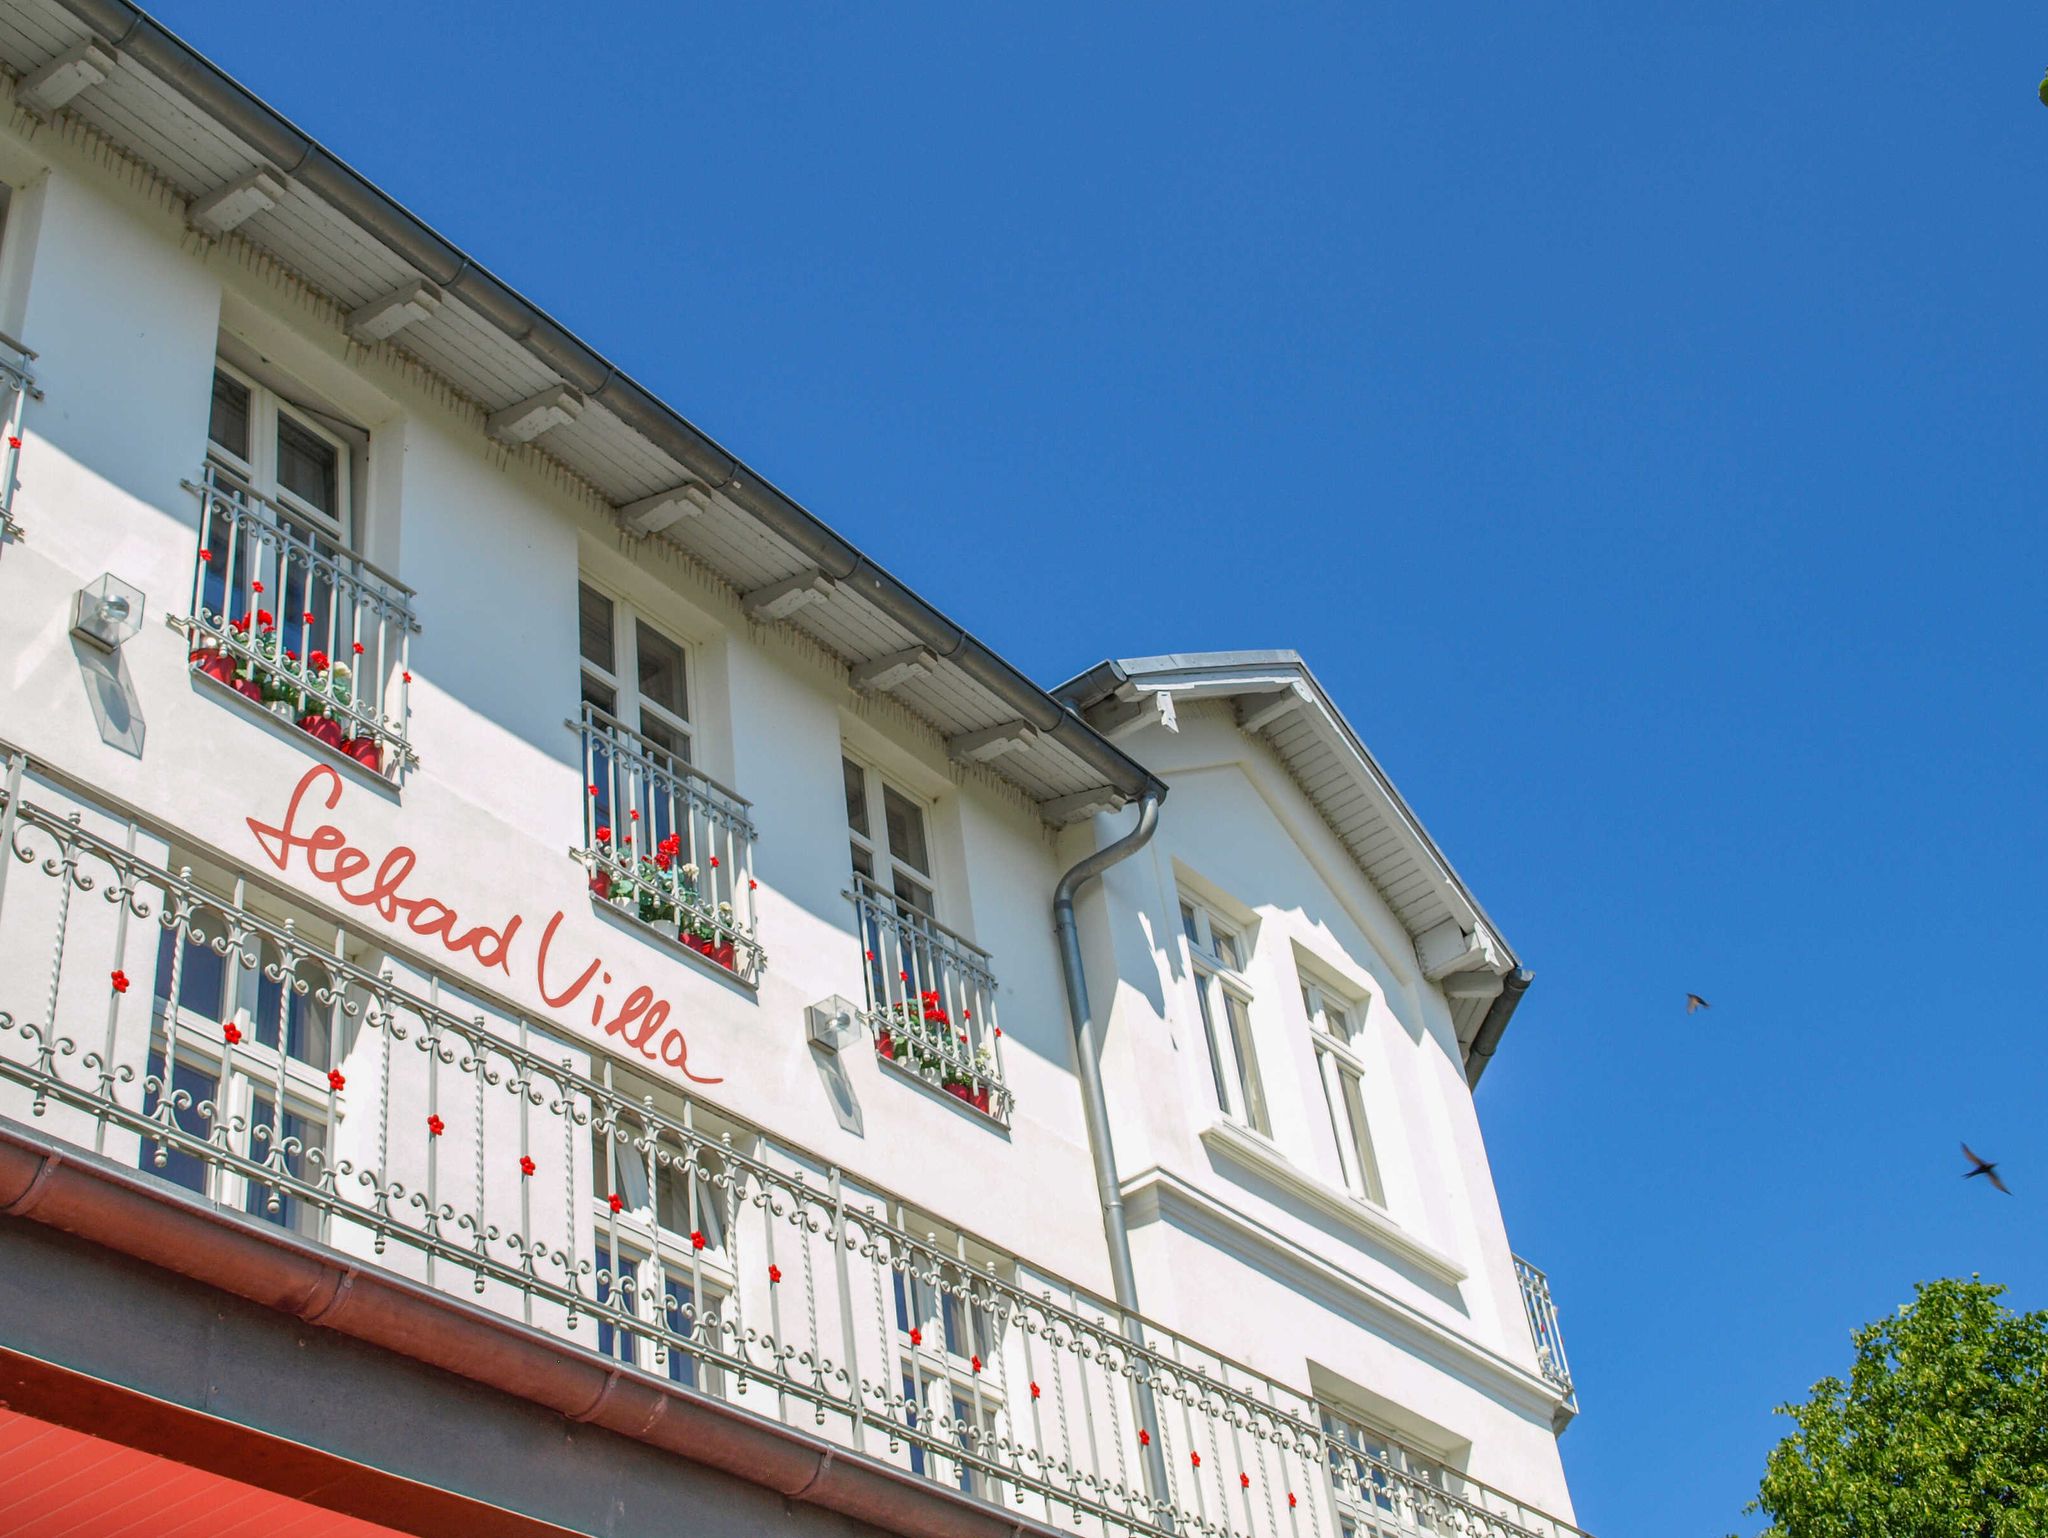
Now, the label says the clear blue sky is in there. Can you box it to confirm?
[149,4,2046,1531]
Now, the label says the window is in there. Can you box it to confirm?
[589,1074,734,1391]
[845,756,932,914]
[1303,978,1385,1206]
[845,757,1009,1116]
[893,1233,1004,1498]
[579,581,693,769]
[190,359,414,777]
[594,1240,718,1391]
[575,581,760,975]
[1181,896,1269,1135]
[1322,1407,1452,1538]
[139,904,342,1240]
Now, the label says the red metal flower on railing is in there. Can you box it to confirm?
[327,1069,346,1092]
[608,1193,624,1213]
[768,1264,782,1284]
[1190,1452,1201,1468]
[1240,1472,1250,1488]
[690,1230,706,1250]
[223,1021,242,1045]
[1029,1381,1041,1399]
[519,1155,536,1176]
[970,1354,982,1374]
[908,1327,922,1347]
[1138,1429,1150,1447]
[427,1114,444,1136]
[109,970,129,994]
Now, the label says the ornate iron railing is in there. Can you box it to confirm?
[0,750,1585,1538]
[848,872,1009,1121]
[573,703,763,983]
[1514,1256,1576,1408]
[183,462,418,778]
[0,330,41,547]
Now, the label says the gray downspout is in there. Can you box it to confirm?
[1052,790,1173,1524]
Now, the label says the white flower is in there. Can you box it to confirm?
[680,862,699,880]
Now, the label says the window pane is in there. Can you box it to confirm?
[578,583,615,669]
[843,759,869,836]
[1181,902,1201,949]
[850,842,875,879]
[1325,1002,1351,1043]
[1225,992,1268,1133]
[883,786,930,875]
[1340,1067,1384,1203]
[209,371,250,461]
[581,673,617,717]
[1211,924,1241,970]
[246,1098,325,1237]
[1194,977,1233,1114]
[154,919,228,1022]
[636,620,688,720]
[893,872,933,915]
[140,1049,216,1197]
[276,412,339,518]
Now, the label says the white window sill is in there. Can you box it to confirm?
[1198,1119,1467,1286]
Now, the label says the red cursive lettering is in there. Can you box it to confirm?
[248,766,718,1083]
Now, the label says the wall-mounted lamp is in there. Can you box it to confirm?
[70,572,145,653]
[806,994,861,1053]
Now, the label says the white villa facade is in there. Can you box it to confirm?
[0,6,1582,1536]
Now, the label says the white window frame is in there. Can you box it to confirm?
[579,579,695,764]
[843,754,938,916]
[1180,895,1269,1136]
[145,903,340,1240]
[207,356,353,547]
[1302,977,1386,1207]
[891,1222,1007,1500]
[1321,1405,1454,1537]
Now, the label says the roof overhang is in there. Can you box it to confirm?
[1,0,1165,825]
[1056,652,1528,1072]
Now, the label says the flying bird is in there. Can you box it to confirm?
[1685,994,1709,1013]
[1962,1143,2010,1195]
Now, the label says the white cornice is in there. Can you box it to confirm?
[1197,1120,1466,1285]
[1118,1164,1566,1418]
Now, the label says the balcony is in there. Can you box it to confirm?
[0,748,1585,1538]
[573,702,764,983]
[849,872,1010,1120]
[182,462,418,779]
[1515,1255,1577,1415]
[0,330,39,546]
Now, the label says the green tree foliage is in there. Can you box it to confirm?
[1747,1279,2048,1537]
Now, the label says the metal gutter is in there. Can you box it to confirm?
[48,0,1166,813]
[0,1120,1062,1538]
[1463,966,1532,1087]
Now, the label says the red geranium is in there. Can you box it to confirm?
[595,827,612,844]
[256,608,274,628]
[251,581,264,595]
[308,650,329,671]
[352,642,364,655]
